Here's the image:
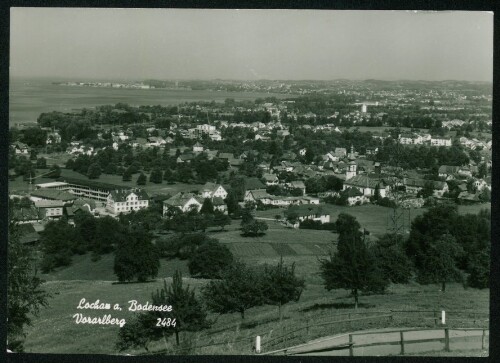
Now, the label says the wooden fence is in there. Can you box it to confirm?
[264,327,489,356]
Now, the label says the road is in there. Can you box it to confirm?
[266,328,488,356]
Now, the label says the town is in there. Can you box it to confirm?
[8,78,492,356]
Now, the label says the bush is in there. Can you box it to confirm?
[299,220,336,231]
[377,197,397,208]
[241,220,268,237]
[188,241,234,278]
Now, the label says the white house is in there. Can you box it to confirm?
[106,189,149,215]
[430,137,452,147]
[200,183,228,199]
[163,192,203,216]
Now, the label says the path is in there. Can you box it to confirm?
[266,327,488,356]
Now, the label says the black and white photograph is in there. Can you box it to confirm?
[6,7,494,358]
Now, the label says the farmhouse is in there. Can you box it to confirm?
[404,178,449,197]
[163,192,203,216]
[34,200,65,219]
[342,175,387,198]
[200,182,228,199]
[106,189,149,215]
[284,205,330,228]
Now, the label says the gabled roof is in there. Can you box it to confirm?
[438,165,460,174]
[262,173,279,181]
[164,192,203,207]
[245,178,266,191]
[34,200,65,208]
[109,188,149,202]
[30,189,76,201]
[342,187,364,197]
[246,189,271,200]
[344,175,383,189]
[202,182,225,193]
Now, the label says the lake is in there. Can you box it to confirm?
[9,78,290,126]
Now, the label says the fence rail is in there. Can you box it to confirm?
[141,309,488,356]
[265,327,489,356]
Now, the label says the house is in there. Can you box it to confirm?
[177,153,194,163]
[262,173,279,186]
[244,189,272,204]
[193,142,204,153]
[13,142,30,154]
[430,137,452,147]
[342,187,369,206]
[218,152,234,161]
[34,200,65,219]
[438,165,460,179]
[286,180,306,195]
[245,178,266,191]
[12,205,42,224]
[46,131,62,144]
[200,183,228,199]
[284,205,330,228]
[106,189,149,215]
[147,136,166,147]
[404,178,448,197]
[342,175,387,198]
[163,192,203,216]
[212,197,228,214]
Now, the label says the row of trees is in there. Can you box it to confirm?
[319,205,490,308]
[117,256,305,351]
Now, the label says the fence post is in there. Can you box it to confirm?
[400,330,405,355]
[444,328,450,352]
[434,310,437,326]
[255,336,261,354]
[306,319,309,337]
[349,334,354,357]
[482,329,485,350]
[348,313,351,330]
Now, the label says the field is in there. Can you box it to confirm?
[23,272,489,355]
[255,203,490,239]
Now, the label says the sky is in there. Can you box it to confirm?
[10,8,493,82]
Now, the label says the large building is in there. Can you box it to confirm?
[106,189,149,215]
[36,178,127,202]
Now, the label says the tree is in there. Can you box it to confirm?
[406,204,459,270]
[87,162,101,179]
[199,198,214,215]
[213,211,231,231]
[225,191,240,217]
[415,233,464,292]
[163,168,174,183]
[137,172,147,186]
[371,233,412,284]
[8,212,50,351]
[319,214,388,308]
[116,313,157,352]
[188,240,234,278]
[467,247,490,289]
[241,220,268,237]
[262,257,305,321]
[114,226,160,282]
[30,149,38,161]
[48,164,61,178]
[40,219,84,272]
[151,271,210,345]
[202,261,265,320]
[149,168,163,184]
[122,167,132,181]
[36,157,47,169]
